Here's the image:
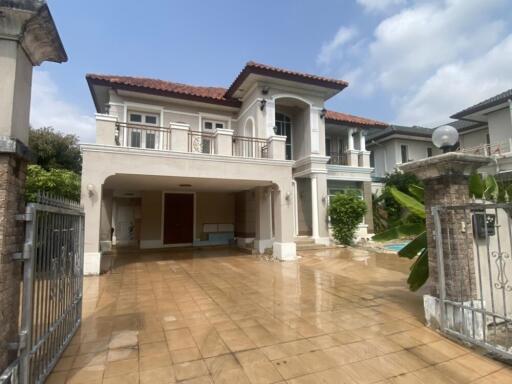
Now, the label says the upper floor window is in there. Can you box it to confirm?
[129,112,159,126]
[127,112,160,149]
[203,120,225,131]
[275,113,292,160]
[400,145,409,163]
[427,147,433,157]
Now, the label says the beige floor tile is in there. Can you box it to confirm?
[166,328,197,350]
[72,352,107,369]
[272,356,311,380]
[140,341,169,357]
[45,371,68,384]
[174,359,209,381]
[170,346,202,363]
[140,366,175,383]
[104,358,139,378]
[107,347,138,362]
[103,372,140,384]
[139,353,173,371]
[66,365,105,384]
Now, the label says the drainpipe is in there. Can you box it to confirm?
[508,99,512,152]
[291,180,299,236]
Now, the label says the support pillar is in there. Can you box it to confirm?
[311,176,319,239]
[255,187,273,253]
[0,1,67,372]
[0,141,28,370]
[312,173,330,245]
[362,182,374,234]
[272,183,297,260]
[81,171,104,275]
[400,153,490,332]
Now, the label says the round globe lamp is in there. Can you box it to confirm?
[432,125,459,153]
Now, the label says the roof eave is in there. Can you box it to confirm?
[226,66,348,98]
[86,76,242,108]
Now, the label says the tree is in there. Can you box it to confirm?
[29,127,82,174]
[25,165,81,202]
[328,193,367,245]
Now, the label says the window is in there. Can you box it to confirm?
[370,151,375,168]
[127,112,160,149]
[129,112,159,125]
[201,120,226,154]
[427,147,433,157]
[275,113,292,160]
[203,120,225,131]
[400,145,409,163]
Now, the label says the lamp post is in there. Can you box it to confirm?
[432,125,459,153]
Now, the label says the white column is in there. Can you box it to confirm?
[359,129,366,151]
[265,99,275,138]
[310,107,320,154]
[347,128,355,150]
[311,175,319,239]
[255,187,273,254]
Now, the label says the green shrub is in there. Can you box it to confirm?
[26,164,81,202]
[328,192,367,245]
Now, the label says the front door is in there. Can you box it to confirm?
[163,193,194,244]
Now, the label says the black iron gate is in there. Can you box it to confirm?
[0,195,84,384]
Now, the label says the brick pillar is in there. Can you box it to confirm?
[401,153,490,302]
[423,175,476,300]
[0,150,27,370]
[362,181,374,233]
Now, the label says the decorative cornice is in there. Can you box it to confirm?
[0,2,67,65]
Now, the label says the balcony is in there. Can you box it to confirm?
[327,151,371,168]
[93,116,286,160]
[458,140,512,157]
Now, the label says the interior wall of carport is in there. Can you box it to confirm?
[234,190,256,239]
[138,191,236,245]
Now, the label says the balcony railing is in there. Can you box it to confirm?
[328,152,348,165]
[188,130,216,154]
[232,135,269,159]
[112,121,282,160]
[115,122,171,150]
[458,141,511,156]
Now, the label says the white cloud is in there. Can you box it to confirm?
[30,70,95,142]
[357,0,406,13]
[317,26,357,67]
[319,0,511,125]
[396,34,512,125]
[368,0,506,91]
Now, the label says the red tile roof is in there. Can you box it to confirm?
[86,74,240,107]
[226,61,348,97]
[325,110,387,128]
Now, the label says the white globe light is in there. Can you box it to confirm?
[432,125,459,149]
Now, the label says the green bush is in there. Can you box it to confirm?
[26,164,81,202]
[328,193,367,245]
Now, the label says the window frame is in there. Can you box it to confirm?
[127,111,161,149]
[400,144,409,163]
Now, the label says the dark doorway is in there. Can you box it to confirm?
[163,193,194,244]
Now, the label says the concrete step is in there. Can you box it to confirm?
[294,237,315,245]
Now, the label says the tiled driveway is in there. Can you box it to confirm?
[48,247,512,383]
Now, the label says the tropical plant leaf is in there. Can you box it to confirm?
[483,175,498,201]
[389,186,426,219]
[372,222,425,242]
[398,231,427,259]
[469,172,484,199]
[408,185,424,203]
[407,248,429,291]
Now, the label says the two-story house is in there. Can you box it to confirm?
[81,62,386,274]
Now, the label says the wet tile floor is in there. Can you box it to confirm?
[48,247,512,383]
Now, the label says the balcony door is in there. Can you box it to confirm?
[128,112,160,149]
[163,193,194,244]
[275,113,292,160]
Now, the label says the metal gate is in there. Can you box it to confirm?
[433,202,512,360]
[0,195,84,384]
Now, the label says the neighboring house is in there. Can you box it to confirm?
[81,61,386,274]
[451,89,512,179]
[366,88,512,195]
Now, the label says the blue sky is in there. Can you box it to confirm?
[33,0,512,141]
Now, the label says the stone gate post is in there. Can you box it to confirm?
[0,0,66,371]
[400,153,490,328]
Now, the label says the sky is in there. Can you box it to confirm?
[32,0,512,142]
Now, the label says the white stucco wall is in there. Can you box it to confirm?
[459,128,489,149]
[488,107,512,145]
